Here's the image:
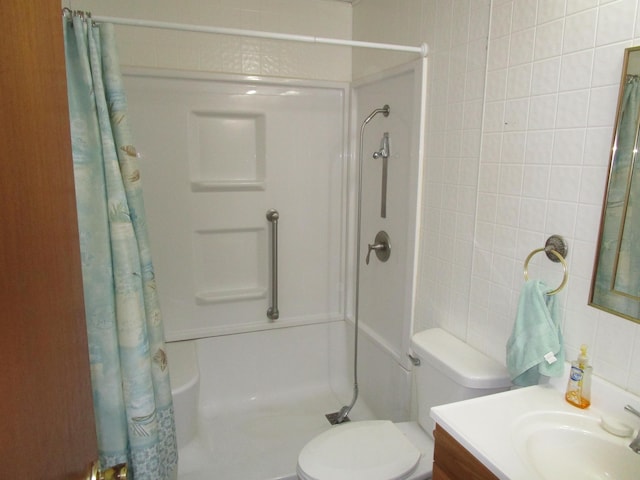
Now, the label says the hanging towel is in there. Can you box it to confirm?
[506,279,565,387]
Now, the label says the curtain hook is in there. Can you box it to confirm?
[86,11,98,27]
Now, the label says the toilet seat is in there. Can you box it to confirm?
[297,420,421,480]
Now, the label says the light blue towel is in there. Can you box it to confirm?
[506,279,565,387]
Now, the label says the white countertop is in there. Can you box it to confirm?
[430,367,640,479]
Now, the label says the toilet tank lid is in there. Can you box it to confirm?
[411,328,511,389]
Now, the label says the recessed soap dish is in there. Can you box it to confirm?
[600,415,634,437]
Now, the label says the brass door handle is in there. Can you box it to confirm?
[89,461,128,480]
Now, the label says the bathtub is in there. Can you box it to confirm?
[166,340,200,448]
[166,322,378,480]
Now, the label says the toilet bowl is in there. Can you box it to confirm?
[298,420,432,480]
[296,328,511,480]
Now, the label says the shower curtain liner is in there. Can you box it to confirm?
[63,12,178,479]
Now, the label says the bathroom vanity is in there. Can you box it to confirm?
[430,371,640,479]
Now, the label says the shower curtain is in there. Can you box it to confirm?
[63,12,178,479]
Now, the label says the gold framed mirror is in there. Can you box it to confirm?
[590,46,640,323]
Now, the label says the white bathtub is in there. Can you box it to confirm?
[167,322,379,480]
[166,341,200,449]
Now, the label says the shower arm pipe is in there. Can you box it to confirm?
[91,15,429,57]
[336,104,390,424]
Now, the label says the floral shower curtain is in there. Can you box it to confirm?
[63,12,178,479]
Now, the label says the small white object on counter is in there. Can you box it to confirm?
[601,415,634,438]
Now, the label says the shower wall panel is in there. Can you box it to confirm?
[123,70,349,340]
[348,61,425,421]
[353,63,423,365]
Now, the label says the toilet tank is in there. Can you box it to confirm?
[410,328,511,437]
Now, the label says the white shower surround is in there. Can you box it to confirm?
[349,61,426,421]
[124,69,350,340]
[123,62,424,479]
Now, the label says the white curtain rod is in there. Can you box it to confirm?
[91,15,429,57]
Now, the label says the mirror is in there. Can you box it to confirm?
[590,46,640,323]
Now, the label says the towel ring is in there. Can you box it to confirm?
[523,235,569,295]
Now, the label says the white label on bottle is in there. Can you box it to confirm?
[570,365,583,382]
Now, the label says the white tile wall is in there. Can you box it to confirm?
[418,0,640,395]
[410,0,493,344]
[351,0,424,79]
[473,0,640,395]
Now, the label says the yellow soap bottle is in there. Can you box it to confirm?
[565,344,592,409]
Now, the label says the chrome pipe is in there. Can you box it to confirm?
[362,104,390,126]
[336,104,390,424]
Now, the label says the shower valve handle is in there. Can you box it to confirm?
[365,231,391,265]
[366,242,385,265]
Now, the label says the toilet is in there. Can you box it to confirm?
[297,328,512,480]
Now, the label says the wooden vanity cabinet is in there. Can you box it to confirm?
[432,424,499,480]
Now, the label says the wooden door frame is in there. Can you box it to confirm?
[0,1,98,478]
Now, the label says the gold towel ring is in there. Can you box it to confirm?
[523,235,569,295]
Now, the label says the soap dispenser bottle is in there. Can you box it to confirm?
[565,344,592,409]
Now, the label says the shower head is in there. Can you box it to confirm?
[362,104,390,126]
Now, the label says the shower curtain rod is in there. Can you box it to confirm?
[90,14,429,57]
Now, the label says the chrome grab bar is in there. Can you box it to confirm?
[266,209,279,320]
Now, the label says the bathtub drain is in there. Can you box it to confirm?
[325,412,351,425]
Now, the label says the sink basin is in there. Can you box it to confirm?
[513,411,640,480]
